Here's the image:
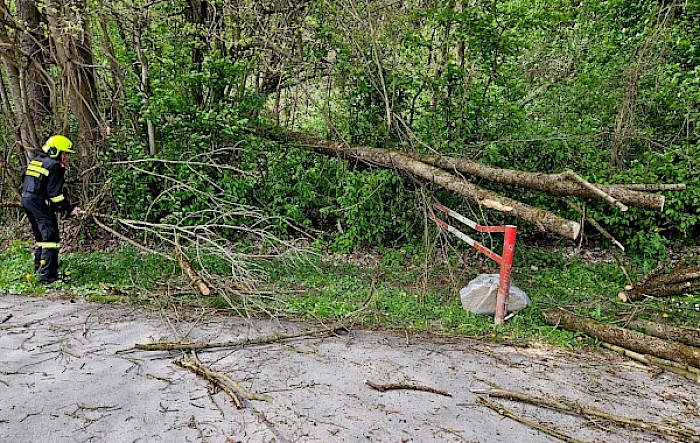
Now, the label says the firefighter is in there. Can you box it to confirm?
[21,135,82,284]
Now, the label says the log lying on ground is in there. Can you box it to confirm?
[411,153,666,211]
[620,257,700,301]
[473,386,700,442]
[602,342,700,382]
[542,308,700,368]
[625,318,700,348]
[282,132,581,239]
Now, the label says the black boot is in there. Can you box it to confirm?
[40,249,60,284]
[34,248,43,272]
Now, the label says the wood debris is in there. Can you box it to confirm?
[542,308,700,368]
[620,256,700,302]
[174,233,211,296]
[174,352,274,408]
[125,322,352,352]
[261,129,683,240]
[602,343,700,382]
[474,395,586,443]
[364,379,452,397]
[473,386,700,442]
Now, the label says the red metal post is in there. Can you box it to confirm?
[494,225,517,325]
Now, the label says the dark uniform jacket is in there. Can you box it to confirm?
[22,150,76,214]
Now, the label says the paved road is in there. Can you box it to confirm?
[1,293,699,443]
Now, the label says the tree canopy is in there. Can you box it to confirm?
[1,0,698,253]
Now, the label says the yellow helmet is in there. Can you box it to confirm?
[42,135,76,158]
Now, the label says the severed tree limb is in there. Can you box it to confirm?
[474,395,587,443]
[280,133,581,239]
[618,184,685,191]
[174,233,211,296]
[174,352,274,408]
[92,216,171,260]
[560,170,628,212]
[621,268,700,301]
[561,198,624,251]
[174,354,244,409]
[364,379,452,397]
[601,342,700,382]
[473,387,700,442]
[542,308,700,368]
[404,152,666,211]
[655,268,700,285]
[126,322,352,352]
[624,318,700,348]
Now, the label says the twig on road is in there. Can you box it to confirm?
[364,379,452,397]
[475,395,588,443]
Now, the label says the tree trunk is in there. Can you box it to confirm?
[45,0,102,164]
[0,1,39,156]
[412,153,665,211]
[133,14,156,155]
[626,318,700,348]
[542,309,700,368]
[282,131,581,239]
[96,7,127,125]
[18,0,51,138]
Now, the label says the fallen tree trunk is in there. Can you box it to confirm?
[274,129,670,212]
[411,153,666,211]
[542,308,700,368]
[620,258,700,301]
[282,132,581,239]
[473,386,700,442]
[625,318,700,348]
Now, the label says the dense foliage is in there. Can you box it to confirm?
[1,0,698,253]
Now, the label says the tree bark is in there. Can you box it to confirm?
[602,343,700,382]
[46,0,102,163]
[621,258,700,301]
[542,308,700,368]
[133,13,156,155]
[283,131,582,239]
[412,153,665,211]
[0,1,40,156]
[626,318,700,348]
[18,0,51,137]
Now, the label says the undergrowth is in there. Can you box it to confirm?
[2,236,698,349]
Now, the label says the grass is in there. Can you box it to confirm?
[1,238,699,348]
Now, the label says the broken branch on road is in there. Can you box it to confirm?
[174,352,274,409]
[123,322,353,353]
[473,386,700,442]
[474,395,587,443]
[364,379,452,397]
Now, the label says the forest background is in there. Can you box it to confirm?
[0,0,699,340]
